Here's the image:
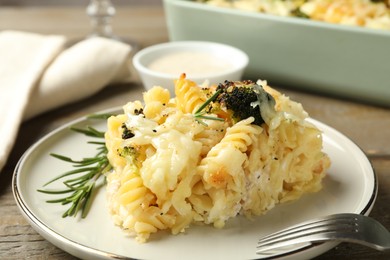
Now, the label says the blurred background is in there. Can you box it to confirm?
[0,0,162,5]
[0,0,168,48]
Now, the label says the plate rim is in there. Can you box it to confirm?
[12,107,378,260]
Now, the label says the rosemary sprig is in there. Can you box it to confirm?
[37,114,113,218]
[194,89,224,125]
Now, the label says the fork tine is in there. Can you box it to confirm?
[258,220,357,247]
[256,231,352,254]
[257,213,390,255]
[258,214,356,245]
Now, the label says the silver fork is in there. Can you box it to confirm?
[256,213,390,255]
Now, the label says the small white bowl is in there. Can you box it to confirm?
[132,41,249,94]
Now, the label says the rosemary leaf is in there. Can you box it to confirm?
[87,113,114,120]
[193,89,224,126]
[38,114,112,218]
[194,89,221,115]
[70,126,105,138]
[50,153,75,163]
[88,141,106,145]
[196,115,225,121]
[37,189,73,194]
[43,167,99,186]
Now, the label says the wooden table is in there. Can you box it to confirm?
[0,5,389,260]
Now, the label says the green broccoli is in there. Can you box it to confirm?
[214,80,276,126]
[117,146,137,158]
[117,145,142,167]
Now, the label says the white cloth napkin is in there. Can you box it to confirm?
[0,30,132,172]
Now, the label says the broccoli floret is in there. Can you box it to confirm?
[118,146,138,158]
[118,145,141,166]
[214,80,276,126]
[117,145,142,170]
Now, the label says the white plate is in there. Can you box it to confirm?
[13,109,377,260]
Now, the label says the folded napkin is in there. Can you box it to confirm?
[0,30,132,172]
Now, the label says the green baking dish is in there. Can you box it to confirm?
[163,0,390,106]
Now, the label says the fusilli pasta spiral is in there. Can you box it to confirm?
[105,75,330,242]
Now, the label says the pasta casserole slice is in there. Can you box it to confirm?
[104,74,331,242]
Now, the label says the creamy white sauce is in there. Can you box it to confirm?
[147,51,233,76]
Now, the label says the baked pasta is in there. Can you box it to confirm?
[200,0,390,30]
[104,74,330,242]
